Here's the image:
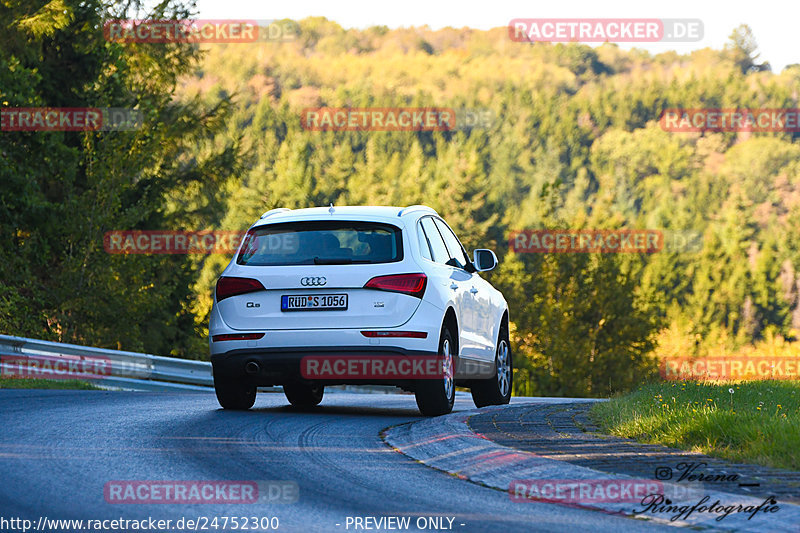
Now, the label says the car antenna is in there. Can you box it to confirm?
[329,202,335,215]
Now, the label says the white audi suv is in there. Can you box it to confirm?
[209,205,511,416]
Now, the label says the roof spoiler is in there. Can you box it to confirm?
[260,208,292,219]
[397,205,437,217]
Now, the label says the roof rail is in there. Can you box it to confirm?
[260,208,291,219]
[397,205,437,217]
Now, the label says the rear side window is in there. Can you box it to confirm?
[237,221,402,266]
[419,217,450,264]
[417,223,432,260]
[434,218,470,269]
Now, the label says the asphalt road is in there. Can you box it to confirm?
[0,390,678,532]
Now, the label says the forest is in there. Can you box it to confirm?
[3,1,800,396]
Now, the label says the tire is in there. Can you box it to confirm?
[283,381,324,407]
[471,325,512,408]
[214,376,256,410]
[414,327,456,416]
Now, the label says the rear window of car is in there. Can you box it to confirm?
[237,221,403,266]
[419,217,450,264]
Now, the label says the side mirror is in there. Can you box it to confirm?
[472,249,498,272]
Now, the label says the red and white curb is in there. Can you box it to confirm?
[382,405,800,532]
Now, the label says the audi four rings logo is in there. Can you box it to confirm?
[301,276,327,286]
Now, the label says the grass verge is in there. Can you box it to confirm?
[590,380,800,470]
[0,376,101,390]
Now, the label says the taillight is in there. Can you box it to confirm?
[215,276,266,301]
[361,331,428,338]
[212,333,265,342]
[364,273,427,298]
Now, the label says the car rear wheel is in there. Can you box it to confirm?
[283,381,324,407]
[414,327,456,416]
[471,326,512,407]
[214,377,257,410]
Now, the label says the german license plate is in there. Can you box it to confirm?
[281,294,348,311]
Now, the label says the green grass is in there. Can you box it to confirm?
[590,381,800,470]
[0,376,101,390]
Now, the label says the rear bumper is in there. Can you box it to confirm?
[208,299,445,356]
[211,346,440,387]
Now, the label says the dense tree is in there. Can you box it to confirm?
[4,10,800,394]
[0,0,240,356]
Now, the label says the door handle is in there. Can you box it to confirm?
[450,283,458,290]
[470,287,478,294]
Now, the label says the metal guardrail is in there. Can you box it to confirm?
[0,334,214,390]
[0,334,407,394]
